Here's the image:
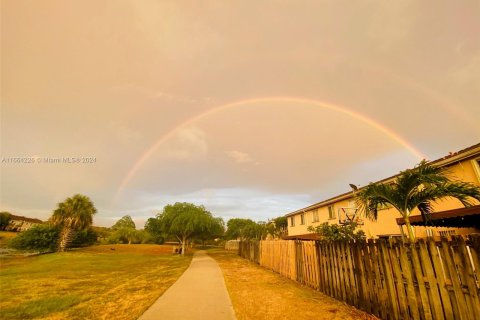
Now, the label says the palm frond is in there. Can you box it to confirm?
[435,182,480,206]
[417,200,434,225]
[355,182,401,220]
[354,160,480,232]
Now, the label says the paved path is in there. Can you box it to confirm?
[138,250,236,320]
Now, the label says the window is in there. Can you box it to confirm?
[328,205,336,219]
[473,158,480,183]
[312,209,319,222]
[300,213,305,225]
[290,216,295,227]
[439,230,456,238]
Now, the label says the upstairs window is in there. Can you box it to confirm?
[312,209,319,222]
[328,205,336,219]
[473,158,480,182]
[290,216,295,227]
[300,213,305,225]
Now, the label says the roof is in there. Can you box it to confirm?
[285,142,480,218]
[396,205,480,228]
[282,233,321,240]
[10,214,43,224]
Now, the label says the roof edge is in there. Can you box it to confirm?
[285,143,480,218]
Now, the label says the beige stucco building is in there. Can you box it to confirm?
[285,143,480,240]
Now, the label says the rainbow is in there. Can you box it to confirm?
[113,97,425,202]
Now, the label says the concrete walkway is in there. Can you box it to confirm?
[138,250,236,320]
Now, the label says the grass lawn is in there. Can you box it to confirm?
[0,244,192,320]
[208,249,376,320]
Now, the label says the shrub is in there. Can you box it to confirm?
[0,212,12,230]
[70,228,98,247]
[139,230,164,244]
[307,222,365,241]
[9,224,60,252]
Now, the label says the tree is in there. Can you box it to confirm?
[225,218,265,240]
[70,227,98,247]
[266,216,288,238]
[155,202,219,255]
[307,222,365,241]
[51,194,97,251]
[108,215,140,244]
[196,217,225,246]
[356,160,480,242]
[109,215,139,244]
[144,217,165,244]
[111,215,136,230]
[9,224,60,252]
[0,212,12,230]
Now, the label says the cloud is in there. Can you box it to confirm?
[165,127,208,160]
[225,150,255,164]
[117,187,314,225]
[2,0,480,227]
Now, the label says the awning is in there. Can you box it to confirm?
[396,205,480,228]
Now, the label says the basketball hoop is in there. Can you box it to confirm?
[338,207,364,225]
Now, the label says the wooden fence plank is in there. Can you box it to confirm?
[399,241,421,319]
[440,237,469,320]
[378,239,400,320]
[388,238,411,319]
[453,236,480,319]
[417,239,445,320]
[321,242,332,296]
[363,241,379,317]
[427,238,455,320]
[354,241,371,313]
[315,241,323,292]
[410,241,434,320]
[335,242,347,302]
[345,241,358,307]
[368,239,388,319]
[328,242,338,299]
[339,242,351,305]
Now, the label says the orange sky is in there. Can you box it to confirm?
[1,1,479,227]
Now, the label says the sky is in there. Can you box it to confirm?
[1,0,479,228]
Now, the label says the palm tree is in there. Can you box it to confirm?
[355,160,480,242]
[51,194,97,251]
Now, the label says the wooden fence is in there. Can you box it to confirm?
[239,240,260,264]
[236,236,480,320]
[225,240,240,251]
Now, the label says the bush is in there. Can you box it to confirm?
[307,222,365,241]
[0,212,12,230]
[9,224,60,252]
[70,228,98,247]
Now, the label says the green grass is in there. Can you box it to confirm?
[1,295,83,319]
[0,244,192,320]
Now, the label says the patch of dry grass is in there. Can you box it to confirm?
[208,249,376,320]
[0,244,192,320]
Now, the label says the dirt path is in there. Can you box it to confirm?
[138,250,236,320]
